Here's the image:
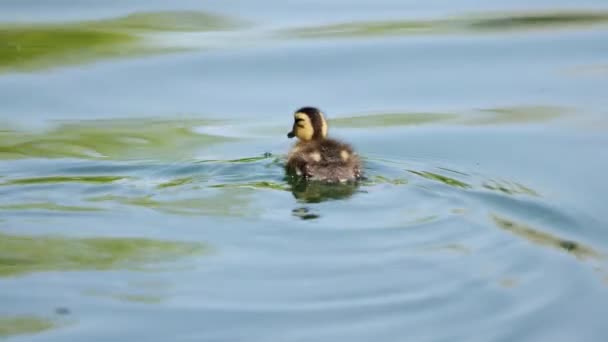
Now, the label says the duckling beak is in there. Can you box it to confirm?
[287,131,295,138]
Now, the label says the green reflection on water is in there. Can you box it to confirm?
[0,231,206,277]
[492,215,603,260]
[0,11,244,72]
[287,10,608,38]
[0,316,55,338]
[0,119,233,160]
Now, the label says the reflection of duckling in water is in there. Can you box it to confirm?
[286,106,362,183]
[290,177,359,203]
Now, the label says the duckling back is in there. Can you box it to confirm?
[286,138,361,183]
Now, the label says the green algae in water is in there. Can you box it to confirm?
[0,118,233,161]
[330,112,458,128]
[364,175,408,186]
[314,106,564,130]
[287,19,439,38]
[422,243,472,255]
[195,154,277,164]
[157,177,195,189]
[87,188,257,217]
[492,215,603,261]
[0,27,137,71]
[287,10,608,38]
[1,176,126,186]
[210,181,290,191]
[408,170,471,189]
[468,11,608,30]
[85,289,165,304]
[461,106,565,126]
[0,202,101,212]
[227,156,276,163]
[89,11,247,33]
[0,231,206,277]
[482,180,539,197]
[0,11,245,72]
[408,168,542,197]
[0,316,56,338]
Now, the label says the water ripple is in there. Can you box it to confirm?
[1,151,607,341]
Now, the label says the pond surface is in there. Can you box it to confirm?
[1,0,608,341]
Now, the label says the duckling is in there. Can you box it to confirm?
[286,106,362,183]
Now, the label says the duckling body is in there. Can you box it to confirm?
[286,107,362,183]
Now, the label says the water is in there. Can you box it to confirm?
[1,1,608,341]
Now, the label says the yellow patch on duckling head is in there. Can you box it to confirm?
[288,107,328,141]
[292,112,314,141]
[340,150,350,161]
[309,151,321,162]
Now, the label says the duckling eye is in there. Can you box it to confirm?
[295,118,304,123]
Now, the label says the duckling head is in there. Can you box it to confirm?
[287,106,328,141]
